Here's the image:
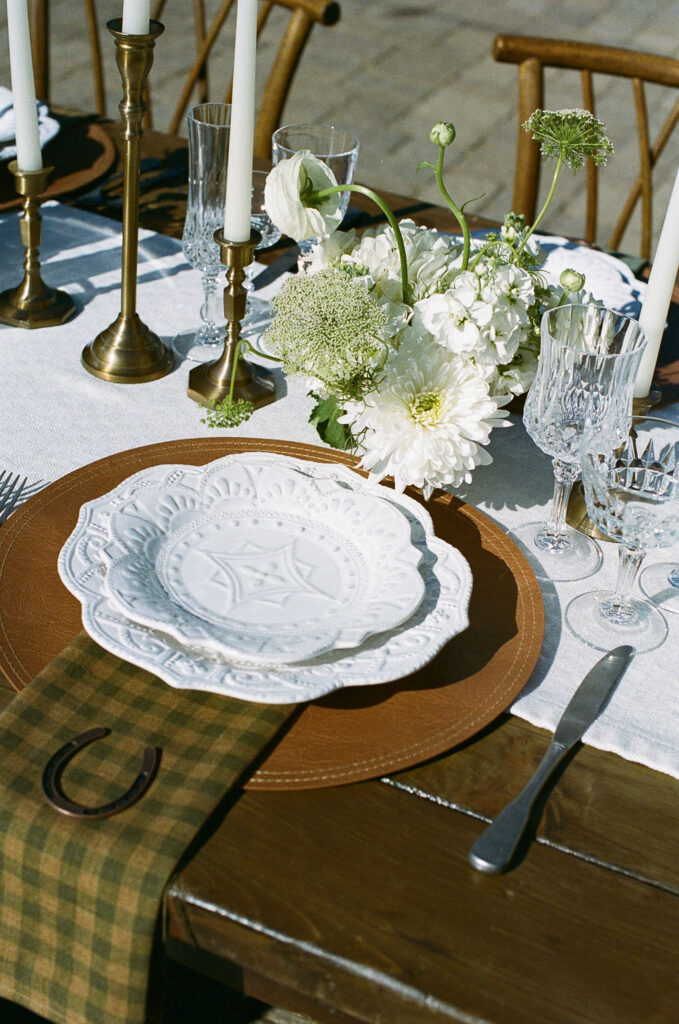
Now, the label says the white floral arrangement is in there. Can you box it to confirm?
[207,110,614,500]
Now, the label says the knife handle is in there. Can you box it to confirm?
[468,741,571,874]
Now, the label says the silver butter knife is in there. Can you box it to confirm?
[469,645,635,875]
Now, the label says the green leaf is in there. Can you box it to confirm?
[308,393,353,451]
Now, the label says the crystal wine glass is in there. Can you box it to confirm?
[511,304,647,582]
[566,415,679,653]
[174,102,230,363]
[640,558,679,615]
[271,123,359,263]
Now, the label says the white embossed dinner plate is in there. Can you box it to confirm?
[100,458,426,664]
[57,454,473,703]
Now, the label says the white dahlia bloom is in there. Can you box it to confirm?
[343,329,509,498]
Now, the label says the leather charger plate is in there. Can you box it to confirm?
[0,116,116,210]
[0,438,544,790]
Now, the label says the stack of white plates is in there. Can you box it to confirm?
[58,453,473,703]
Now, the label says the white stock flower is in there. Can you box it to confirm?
[306,229,360,273]
[343,329,509,498]
[264,151,343,243]
[412,292,483,355]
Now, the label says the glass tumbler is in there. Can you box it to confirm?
[567,415,679,653]
[271,123,359,262]
[174,102,231,362]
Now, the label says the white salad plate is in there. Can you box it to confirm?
[58,453,473,704]
[99,457,425,665]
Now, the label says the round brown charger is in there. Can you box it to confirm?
[0,438,544,789]
[0,116,116,210]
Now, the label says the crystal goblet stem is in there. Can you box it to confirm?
[198,269,222,343]
[535,458,580,554]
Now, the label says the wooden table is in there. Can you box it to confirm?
[4,118,679,1024]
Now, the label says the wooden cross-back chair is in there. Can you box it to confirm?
[493,34,679,260]
[28,0,341,159]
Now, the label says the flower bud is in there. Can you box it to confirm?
[430,122,456,147]
[560,267,586,292]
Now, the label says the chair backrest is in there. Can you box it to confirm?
[493,34,679,259]
[29,0,341,159]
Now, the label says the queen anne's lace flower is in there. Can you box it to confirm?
[343,329,509,498]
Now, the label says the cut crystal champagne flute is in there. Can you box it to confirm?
[512,303,647,582]
[271,123,359,263]
[174,102,230,362]
[566,415,679,653]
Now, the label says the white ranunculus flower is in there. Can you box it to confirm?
[342,328,509,498]
[264,151,343,243]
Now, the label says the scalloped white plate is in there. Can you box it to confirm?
[100,458,425,665]
[58,454,473,703]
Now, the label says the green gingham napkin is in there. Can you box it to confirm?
[0,632,295,1024]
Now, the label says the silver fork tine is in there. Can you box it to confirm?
[0,475,27,524]
[0,470,11,500]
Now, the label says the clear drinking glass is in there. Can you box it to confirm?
[512,304,647,582]
[566,415,679,653]
[271,123,359,261]
[174,102,231,362]
[242,168,282,336]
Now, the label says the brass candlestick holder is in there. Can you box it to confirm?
[187,229,277,409]
[81,18,173,383]
[0,162,76,328]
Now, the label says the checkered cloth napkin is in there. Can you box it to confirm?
[0,632,295,1024]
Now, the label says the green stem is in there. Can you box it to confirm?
[469,237,517,272]
[311,183,410,304]
[238,338,279,362]
[433,146,471,270]
[516,150,564,257]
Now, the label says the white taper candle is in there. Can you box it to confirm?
[634,168,679,398]
[6,0,42,172]
[223,0,257,242]
[122,0,150,34]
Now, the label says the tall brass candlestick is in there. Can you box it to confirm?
[81,19,173,383]
[0,162,76,328]
[187,230,277,409]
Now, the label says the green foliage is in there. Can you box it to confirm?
[201,397,254,429]
[308,393,354,451]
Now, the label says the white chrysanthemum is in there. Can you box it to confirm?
[343,329,509,498]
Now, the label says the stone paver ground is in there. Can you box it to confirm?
[0,0,678,252]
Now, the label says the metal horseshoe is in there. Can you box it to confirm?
[42,727,161,819]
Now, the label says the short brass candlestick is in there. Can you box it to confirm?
[0,162,76,328]
[81,18,173,383]
[187,229,277,409]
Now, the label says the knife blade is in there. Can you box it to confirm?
[468,645,635,875]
